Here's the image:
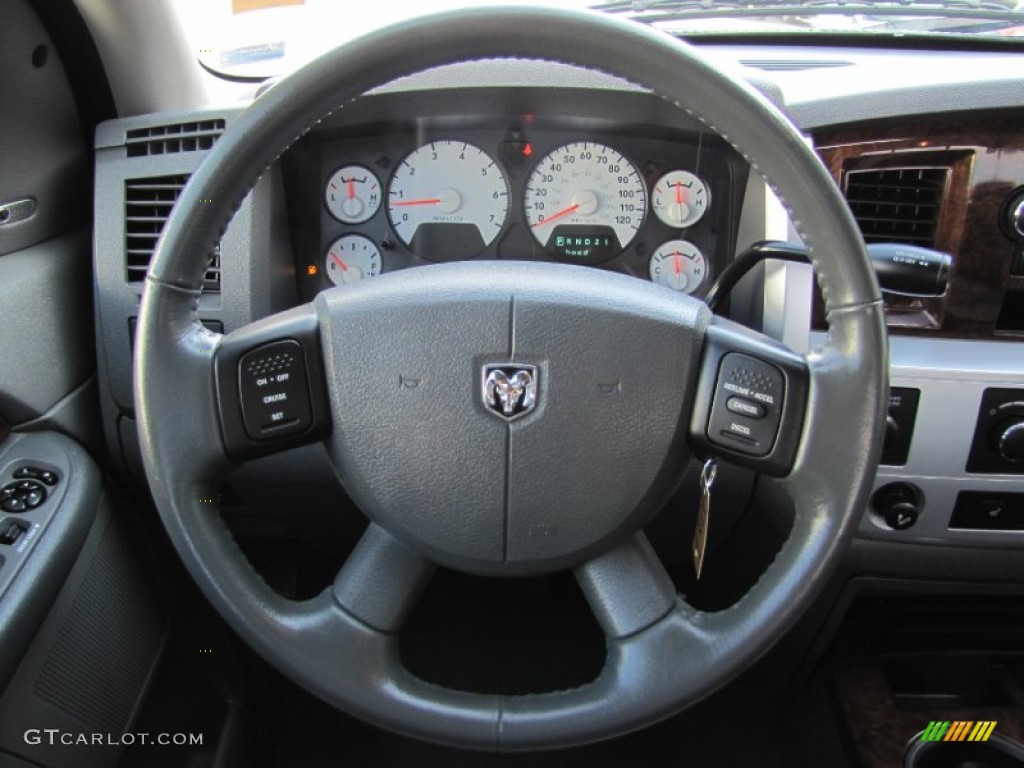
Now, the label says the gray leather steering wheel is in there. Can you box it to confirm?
[135,7,887,750]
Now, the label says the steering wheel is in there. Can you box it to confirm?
[135,6,886,751]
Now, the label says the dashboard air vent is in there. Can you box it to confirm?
[125,119,225,157]
[124,174,220,291]
[843,167,949,248]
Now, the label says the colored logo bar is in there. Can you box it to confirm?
[921,721,997,742]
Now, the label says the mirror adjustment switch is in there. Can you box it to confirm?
[707,353,785,457]
[238,340,313,441]
[1,480,46,512]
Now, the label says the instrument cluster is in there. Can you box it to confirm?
[286,116,747,303]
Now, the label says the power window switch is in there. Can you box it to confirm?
[0,520,26,546]
[14,466,58,486]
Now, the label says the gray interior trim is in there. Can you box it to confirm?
[13,376,104,462]
[702,46,1024,130]
[790,78,1024,130]
[74,0,218,116]
[0,230,93,424]
[0,0,89,257]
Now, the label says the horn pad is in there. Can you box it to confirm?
[315,261,710,576]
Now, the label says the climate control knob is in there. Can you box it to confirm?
[1010,195,1024,239]
[995,419,1024,462]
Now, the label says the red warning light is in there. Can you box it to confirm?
[523,143,533,157]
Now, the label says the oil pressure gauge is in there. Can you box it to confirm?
[651,170,709,229]
[324,234,381,285]
[649,240,707,294]
[325,165,381,224]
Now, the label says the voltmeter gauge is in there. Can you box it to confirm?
[649,240,707,294]
[325,165,381,224]
[651,170,709,229]
[324,235,382,285]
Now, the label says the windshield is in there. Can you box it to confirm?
[181,0,1024,81]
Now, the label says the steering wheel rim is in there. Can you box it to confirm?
[135,6,887,751]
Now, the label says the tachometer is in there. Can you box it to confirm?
[524,142,646,263]
[387,141,508,261]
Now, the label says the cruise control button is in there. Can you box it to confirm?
[723,422,756,441]
[707,353,786,458]
[726,397,765,419]
[238,340,313,441]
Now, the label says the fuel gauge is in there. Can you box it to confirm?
[325,165,381,224]
[324,235,382,285]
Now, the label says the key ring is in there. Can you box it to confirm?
[701,457,717,488]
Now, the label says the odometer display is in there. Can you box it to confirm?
[524,142,646,263]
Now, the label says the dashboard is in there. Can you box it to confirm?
[280,92,748,304]
[90,52,1024,572]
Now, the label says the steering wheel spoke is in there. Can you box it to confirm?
[332,524,436,633]
[688,316,810,477]
[213,303,332,460]
[575,532,677,639]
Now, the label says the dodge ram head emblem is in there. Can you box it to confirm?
[482,364,538,420]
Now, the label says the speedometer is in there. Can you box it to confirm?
[387,141,508,261]
[524,142,646,263]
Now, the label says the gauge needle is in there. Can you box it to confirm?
[676,184,683,205]
[392,198,442,207]
[674,250,682,275]
[532,203,580,228]
[347,178,355,199]
[330,253,349,272]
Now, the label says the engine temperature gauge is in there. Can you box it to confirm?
[324,235,382,285]
[651,170,709,229]
[649,240,707,294]
[325,165,381,224]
